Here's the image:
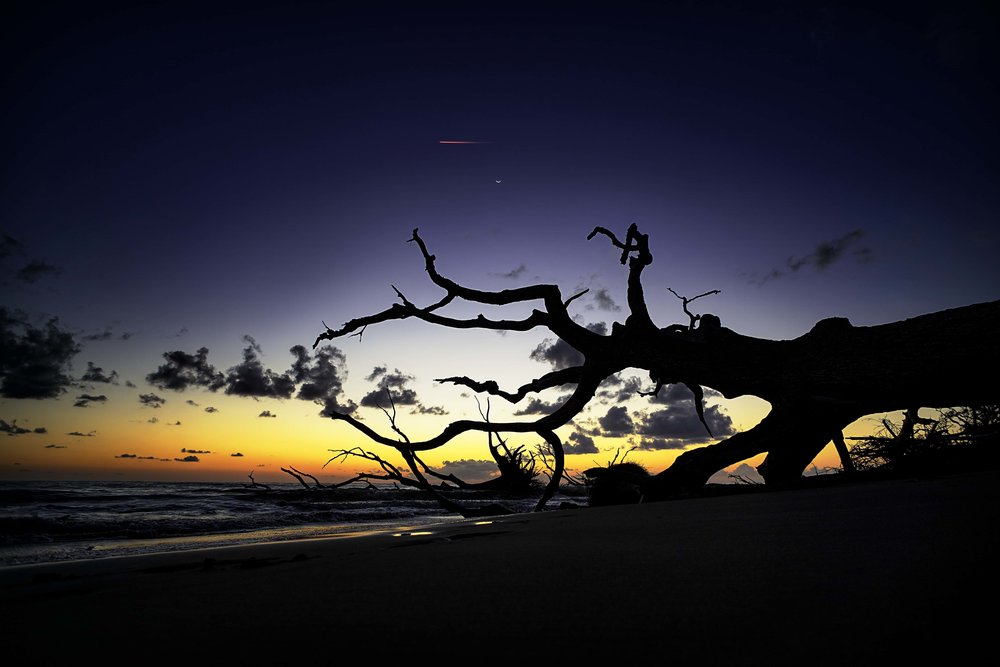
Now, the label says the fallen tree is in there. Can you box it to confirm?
[313,224,1000,506]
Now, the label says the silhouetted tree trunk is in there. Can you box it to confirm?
[313,225,1000,505]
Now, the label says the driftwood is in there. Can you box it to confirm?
[312,225,1000,503]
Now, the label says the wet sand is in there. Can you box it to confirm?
[2,471,997,664]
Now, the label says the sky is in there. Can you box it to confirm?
[2,0,998,483]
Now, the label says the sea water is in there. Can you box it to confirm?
[0,480,578,566]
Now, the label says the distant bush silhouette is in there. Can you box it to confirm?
[849,405,1000,475]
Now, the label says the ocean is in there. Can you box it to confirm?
[0,480,587,567]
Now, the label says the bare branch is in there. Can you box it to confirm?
[246,470,270,490]
[325,371,603,452]
[436,367,584,404]
[668,287,721,329]
[564,288,589,308]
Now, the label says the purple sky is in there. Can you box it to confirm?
[2,1,998,480]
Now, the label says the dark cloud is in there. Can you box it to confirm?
[597,374,644,403]
[565,431,599,454]
[81,362,119,384]
[753,229,870,285]
[635,405,735,446]
[288,344,353,416]
[361,367,418,407]
[513,397,565,415]
[224,336,295,399]
[633,436,689,451]
[0,235,25,259]
[494,264,526,279]
[73,394,108,408]
[16,260,60,284]
[231,452,244,457]
[411,404,447,415]
[45,444,66,448]
[258,410,277,418]
[138,393,166,408]
[168,421,181,426]
[1,418,31,435]
[34,427,47,434]
[439,459,498,482]
[82,330,113,342]
[647,382,724,406]
[597,406,634,437]
[182,448,210,454]
[148,338,355,417]
[0,307,81,398]
[116,453,137,458]
[147,417,159,424]
[174,455,199,462]
[204,406,218,413]
[146,347,225,391]
[83,328,137,342]
[67,430,96,437]
[185,399,199,406]
[529,322,606,370]
[590,288,621,312]
[125,380,136,388]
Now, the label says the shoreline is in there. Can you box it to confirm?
[3,471,997,663]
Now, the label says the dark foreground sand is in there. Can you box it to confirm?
[2,472,998,665]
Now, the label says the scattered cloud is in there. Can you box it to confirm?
[0,307,81,398]
[146,347,225,391]
[174,455,199,462]
[530,322,606,369]
[147,339,355,417]
[597,405,634,437]
[438,459,498,482]
[0,235,25,259]
[73,393,108,407]
[258,410,277,418]
[589,288,621,312]
[494,264,526,280]
[147,417,159,424]
[634,404,735,448]
[185,399,199,406]
[67,430,96,437]
[181,448,210,454]
[288,344,353,416]
[80,362,119,384]
[1,419,35,436]
[412,404,448,415]
[752,229,871,285]
[125,380,136,388]
[225,336,295,399]
[596,374,644,403]
[82,327,137,342]
[116,453,164,460]
[16,259,60,284]
[231,452,244,457]
[513,397,565,415]
[565,430,599,454]
[361,367,418,407]
[138,393,166,408]
[45,444,66,448]
[204,406,218,413]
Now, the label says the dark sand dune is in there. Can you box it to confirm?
[2,471,997,664]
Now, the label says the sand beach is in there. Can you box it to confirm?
[2,471,997,665]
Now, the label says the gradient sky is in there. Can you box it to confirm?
[3,1,998,483]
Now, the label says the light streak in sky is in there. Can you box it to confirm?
[438,140,490,144]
